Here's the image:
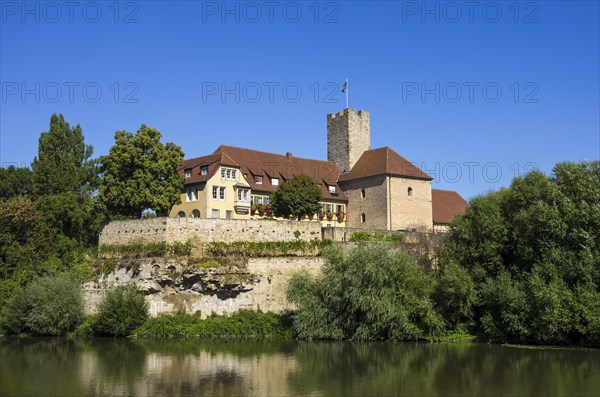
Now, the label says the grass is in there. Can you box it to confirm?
[207,239,333,257]
[98,241,192,259]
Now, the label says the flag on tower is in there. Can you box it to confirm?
[341,80,348,93]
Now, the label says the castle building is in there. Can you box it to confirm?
[169,108,467,232]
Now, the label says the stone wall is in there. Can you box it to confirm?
[341,175,389,229]
[99,218,323,251]
[389,177,433,231]
[327,108,371,173]
[83,257,323,317]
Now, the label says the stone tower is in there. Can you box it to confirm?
[327,108,371,173]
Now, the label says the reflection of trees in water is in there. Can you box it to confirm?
[1,338,85,397]
[287,342,600,397]
[2,338,598,397]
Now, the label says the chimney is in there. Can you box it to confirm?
[286,152,292,159]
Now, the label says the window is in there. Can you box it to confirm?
[201,166,208,175]
[328,185,336,194]
[243,190,249,201]
[337,204,344,212]
[177,211,186,218]
[186,187,198,202]
[271,177,279,186]
[212,186,218,200]
[361,189,366,198]
[326,204,332,212]
[361,213,366,223]
[256,176,263,184]
[238,189,243,201]
[408,187,413,196]
[226,210,233,220]
[221,167,238,181]
[211,209,220,219]
[266,196,270,205]
[191,209,200,218]
[258,196,264,205]
[219,187,226,200]
[185,168,192,178]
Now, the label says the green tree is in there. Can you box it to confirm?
[99,125,184,218]
[95,284,149,336]
[31,114,95,197]
[0,196,55,280]
[2,274,83,336]
[287,243,445,341]
[0,166,33,199]
[444,161,600,346]
[271,174,323,220]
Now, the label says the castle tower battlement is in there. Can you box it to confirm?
[327,108,371,173]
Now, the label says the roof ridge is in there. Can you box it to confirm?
[215,144,338,164]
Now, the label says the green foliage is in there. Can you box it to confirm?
[98,241,192,259]
[433,260,476,329]
[1,274,84,336]
[31,114,96,197]
[95,284,149,336]
[444,161,600,346]
[287,243,445,341]
[349,231,404,243]
[0,166,33,199]
[190,259,222,268]
[99,125,184,218]
[134,310,293,338]
[70,315,97,339]
[208,239,332,257]
[0,196,55,280]
[270,174,323,220]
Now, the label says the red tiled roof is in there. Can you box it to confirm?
[213,145,346,201]
[338,147,433,182]
[178,152,239,184]
[432,189,467,224]
[181,145,346,201]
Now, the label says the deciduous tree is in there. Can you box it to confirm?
[99,125,184,218]
[271,174,322,220]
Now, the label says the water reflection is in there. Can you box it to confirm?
[1,338,598,397]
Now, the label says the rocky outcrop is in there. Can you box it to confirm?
[83,257,323,317]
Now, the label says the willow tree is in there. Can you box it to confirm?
[99,125,184,218]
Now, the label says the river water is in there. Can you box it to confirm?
[1,338,598,397]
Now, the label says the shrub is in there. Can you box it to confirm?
[71,315,97,338]
[1,274,84,336]
[134,309,292,338]
[286,243,445,341]
[95,284,149,336]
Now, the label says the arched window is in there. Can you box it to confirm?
[177,211,186,218]
[191,209,200,218]
[361,213,366,223]
[361,189,366,198]
[408,187,413,196]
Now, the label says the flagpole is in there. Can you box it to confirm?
[345,78,349,109]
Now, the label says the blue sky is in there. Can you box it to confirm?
[1,1,598,199]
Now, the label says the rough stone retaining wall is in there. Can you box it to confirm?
[99,218,323,247]
[83,257,323,317]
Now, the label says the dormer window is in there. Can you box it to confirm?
[185,168,192,178]
[201,166,208,175]
[328,185,336,194]
[272,177,279,186]
[256,176,263,184]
